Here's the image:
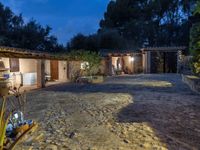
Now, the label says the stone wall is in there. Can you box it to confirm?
[110,55,143,74]
[99,59,108,75]
[178,56,193,74]
[67,60,107,81]
[67,61,82,81]
[182,75,200,93]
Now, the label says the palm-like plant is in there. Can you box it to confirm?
[0,85,27,150]
[0,97,10,150]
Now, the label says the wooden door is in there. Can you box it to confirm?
[50,60,59,80]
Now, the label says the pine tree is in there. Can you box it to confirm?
[190,1,200,56]
[190,1,200,75]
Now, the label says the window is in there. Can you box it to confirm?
[9,58,20,72]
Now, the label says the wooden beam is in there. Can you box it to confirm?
[141,46,186,52]
[0,46,69,60]
[108,56,113,76]
[163,52,166,73]
[37,59,46,88]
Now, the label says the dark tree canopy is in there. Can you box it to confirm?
[68,33,99,52]
[190,1,200,56]
[68,0,196,52]
[99,0,195,48]
[189,1,200,75]
[0,2,64,52]
[98,29,127,49]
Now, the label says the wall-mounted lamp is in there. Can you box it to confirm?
[130,57,135,62]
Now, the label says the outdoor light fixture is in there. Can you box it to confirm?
[81,62,89,70]
[10,111,24,128]
[130,57,135,62]
[14,113,19,119]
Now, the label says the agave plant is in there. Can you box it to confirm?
[0,97,10,150]
[9,84,27,114]
[193,55,200,76]
[0,84,27,150]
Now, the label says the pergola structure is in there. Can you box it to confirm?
[141,46,186,73]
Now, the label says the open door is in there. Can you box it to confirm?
[50,60,59,80]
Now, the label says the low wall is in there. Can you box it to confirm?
[182,75,200,93]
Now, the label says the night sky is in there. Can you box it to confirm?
[0,0,110,44]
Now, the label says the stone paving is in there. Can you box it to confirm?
[18,74,200,150]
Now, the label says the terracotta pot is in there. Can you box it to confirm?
[0,80,10,96]
[15,124,29,134]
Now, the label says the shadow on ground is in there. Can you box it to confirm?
[43,74,200,149]
[117,99,200,149]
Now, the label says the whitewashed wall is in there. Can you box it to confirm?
[1,57,37,86]
[58,61,68,81]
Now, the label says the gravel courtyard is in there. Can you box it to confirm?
[20,74,200,150]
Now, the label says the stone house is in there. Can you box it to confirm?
[0,46,186,89]
[100,49,143,76]
[0,46,68,88]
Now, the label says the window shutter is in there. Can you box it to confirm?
[9,58,20,72]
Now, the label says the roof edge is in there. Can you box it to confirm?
[141,46,187,52]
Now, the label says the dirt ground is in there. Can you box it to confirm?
[16,74,200,150]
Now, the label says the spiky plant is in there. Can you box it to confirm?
[0,97,10,150]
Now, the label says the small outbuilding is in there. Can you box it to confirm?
[141,47,186,73]
[100,49,143,76]
[0,46,69,89]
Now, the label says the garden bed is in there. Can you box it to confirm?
[76,75,104,84]
[182,75,200,93]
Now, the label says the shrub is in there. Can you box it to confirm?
[190,22,200,56]
[69,50,101,76]
[0,97,10,149]
[190,2,200,75]
[193,55,200,76]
